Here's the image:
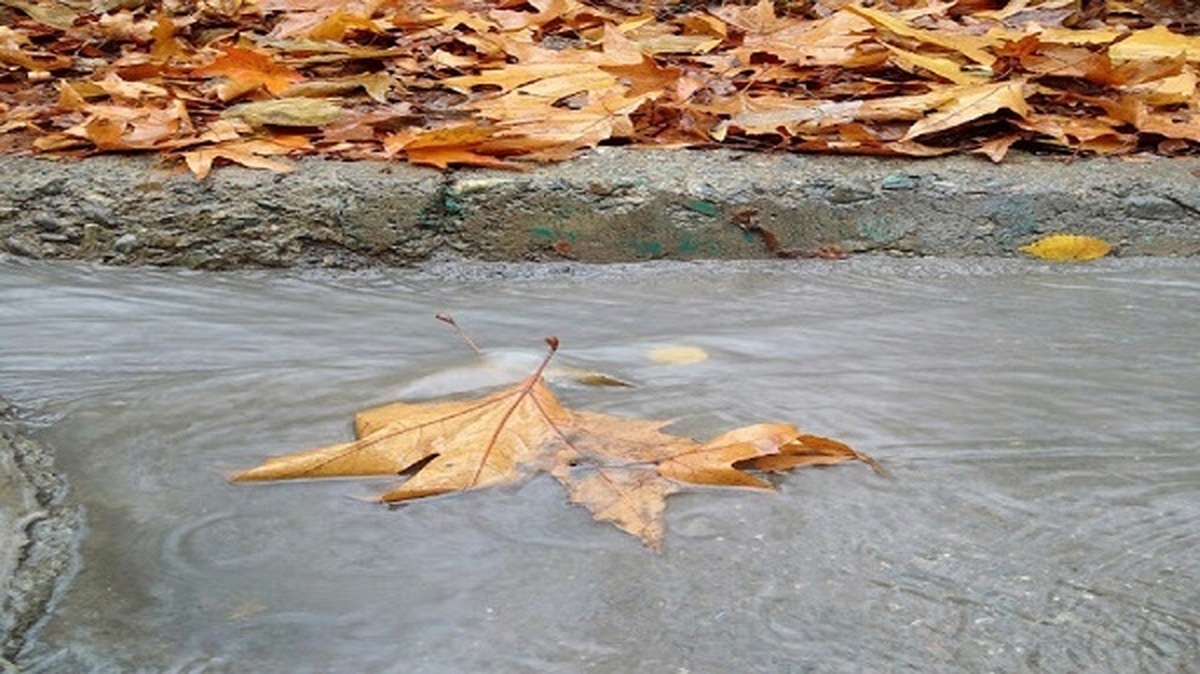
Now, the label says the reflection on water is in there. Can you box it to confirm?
[1,256,1198,672]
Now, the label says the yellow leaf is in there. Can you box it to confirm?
[182,138,306,180]
[1123,70,1197,106]
[1019,234,1112,261]
[985,25,1123,47]
[280,72,394,103]
[902,80,1028,141]
[443,63,602,95]
[1110,25,1200,63]
[847,5,994,66]
[884,44,990,86]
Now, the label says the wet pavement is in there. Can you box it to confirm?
[1,256,1198,672]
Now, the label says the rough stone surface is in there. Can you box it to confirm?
[446,149,1200,260]
[2,151,1199,268]
[0,399,82,663]
[0,155,445,269]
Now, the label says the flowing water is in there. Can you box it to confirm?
[1,256,1198,673]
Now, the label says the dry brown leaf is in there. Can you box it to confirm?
[0,0,77,30]
[192,45,306,101]
[902,80,1028,140]
[386,125,523,170]
[885,44,990,86]
[222,98,344,127]
[234,340,875,549]
[848,4,995,66]
[6,0,1200,172]
[975,133,1021,162]
[1109,25,1200,63]
[183,137,307,179]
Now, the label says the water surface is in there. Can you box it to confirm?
[1,256,1198,672]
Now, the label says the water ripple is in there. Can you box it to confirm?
[3,257,1198,672]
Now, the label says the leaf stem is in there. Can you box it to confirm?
[435,313,483,356]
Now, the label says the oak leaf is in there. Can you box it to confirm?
[233,339,876,549]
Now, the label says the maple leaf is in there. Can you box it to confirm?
[233,338,876,549]
[384,124,522,170]
[901,80,1029,141]
[192,45,305,101]
[10,0,1200,170]
[1108,25,1200,63]
[182,136,309,179]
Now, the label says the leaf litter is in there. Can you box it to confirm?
[3,0,1200,177]
[234,331,878,550]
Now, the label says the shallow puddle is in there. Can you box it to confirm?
[2,256,1198,672]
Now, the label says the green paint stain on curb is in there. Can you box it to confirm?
[683,200,720,217]
[859,218,899,243]
[677,235,700,254]
[530,226,577,244]
[629,239,665,257]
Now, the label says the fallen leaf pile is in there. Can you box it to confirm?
[2,0,1200,177]
[233,337,878,549]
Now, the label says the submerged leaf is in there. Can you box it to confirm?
[647,346,708,365]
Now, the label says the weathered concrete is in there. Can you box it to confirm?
[0,399,81,662]
[2,150,1199,268]
[0,155,446,269]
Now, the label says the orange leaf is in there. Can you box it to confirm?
[182,138,305,179]
[386,125,522,170]
[233,336,876,549]
[150,13,187,62]
[192,45,305,101]
[902,80,1029,141]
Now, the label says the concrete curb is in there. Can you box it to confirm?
[1,148,1198,662]
[2,150,1199,268]
[0,399,82,663]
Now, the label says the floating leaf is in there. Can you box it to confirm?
[234,338,874,549]
[1019,234,1112,261]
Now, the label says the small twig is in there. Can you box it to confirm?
[435,313,483,356]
